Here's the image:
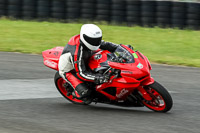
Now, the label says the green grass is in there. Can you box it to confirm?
[0,19,200,67]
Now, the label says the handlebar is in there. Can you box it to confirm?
[111,56,126,63]
[103,67,121,83]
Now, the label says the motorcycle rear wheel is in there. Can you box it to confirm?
[142,81,173,112]
[54,71,85,104]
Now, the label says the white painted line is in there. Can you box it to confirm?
[0,79,61,100]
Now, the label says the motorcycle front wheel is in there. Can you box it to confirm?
[142,81,173,112]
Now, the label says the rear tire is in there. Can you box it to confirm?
[54,71,85,104]
[142,81,173,112]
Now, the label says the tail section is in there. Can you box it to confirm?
[42,47,64,70]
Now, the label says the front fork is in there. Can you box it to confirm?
[137,86,152,101]
[137,76,155,101]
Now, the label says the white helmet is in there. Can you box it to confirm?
[80,24,102,51]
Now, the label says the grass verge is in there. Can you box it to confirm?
[0,19,200,67]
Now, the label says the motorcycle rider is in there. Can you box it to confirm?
[58,24,130,100]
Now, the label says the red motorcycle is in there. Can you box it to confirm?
[42,45,173,112]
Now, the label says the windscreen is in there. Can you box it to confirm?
[114,46,135,63]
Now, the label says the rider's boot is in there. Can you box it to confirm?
[72,85,92,104]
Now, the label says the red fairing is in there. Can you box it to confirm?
[42,47,64,70]
[89,46,155,100]
[96,76,140,100]
[107,51,151,80]
[137,51,152,71]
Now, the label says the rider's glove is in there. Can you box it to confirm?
[94,75,110,85]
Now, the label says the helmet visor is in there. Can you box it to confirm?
[83,34,102,46]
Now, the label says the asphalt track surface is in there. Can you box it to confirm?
[0,52,200,133]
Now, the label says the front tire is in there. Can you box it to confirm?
[142,81,173,112]
[54,71,85,104]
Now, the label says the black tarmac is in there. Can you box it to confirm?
[0,52,200,133]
